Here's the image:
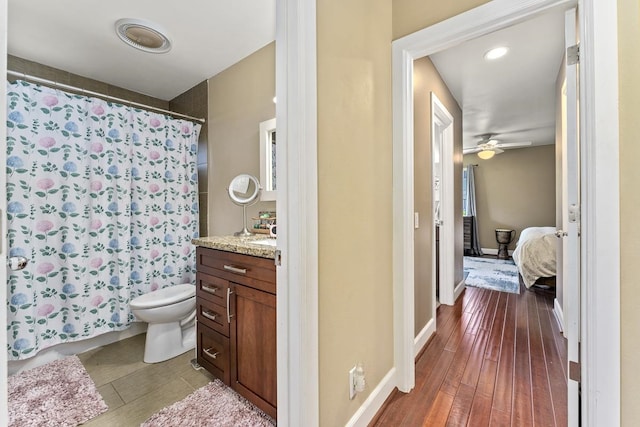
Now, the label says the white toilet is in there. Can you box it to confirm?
[130,283,196,363]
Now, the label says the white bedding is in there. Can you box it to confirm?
[512,226,557,288]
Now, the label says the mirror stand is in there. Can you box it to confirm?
[235,204,253,237]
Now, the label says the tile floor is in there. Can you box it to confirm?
[79,333,214,426]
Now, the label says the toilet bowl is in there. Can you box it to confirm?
[130,283,196,363]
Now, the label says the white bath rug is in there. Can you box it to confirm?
[142,379,275,427]
[8,355,108,427]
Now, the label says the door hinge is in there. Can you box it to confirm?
[569,361,581,382]
[569,344,581,382]
[568,203,580,223]
[274,249,282,266]
[567,44,580,65]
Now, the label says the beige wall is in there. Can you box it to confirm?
[393,0,489,40]
[618,0,640,424]
[317,0,394,424]
[413,57,463,332]
[207,43,276,236]
[463,145,556,250]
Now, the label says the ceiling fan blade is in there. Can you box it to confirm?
[496,141,532,148]
[493,148,505,154]
[463,147,482,154]
[475,133,496,143]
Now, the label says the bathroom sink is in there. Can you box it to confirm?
[250,239,277,247]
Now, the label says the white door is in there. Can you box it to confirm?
[562,7,581,426]
[430,93,455,306]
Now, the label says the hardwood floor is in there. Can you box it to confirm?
[371,284,567,427]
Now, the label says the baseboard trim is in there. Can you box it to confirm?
[553,298,565,333]
[414,318,436,357]
[8,323,147,375]
[481,247,514,256]
[345,367,397,427]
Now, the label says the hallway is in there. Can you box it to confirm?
[371,284,567,426]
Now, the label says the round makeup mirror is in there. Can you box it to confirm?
[228,174,261,236]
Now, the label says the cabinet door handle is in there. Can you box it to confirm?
[223,264,247,274]
[226,287,234,323]
[203,347,220,359]
[201,309,218,322]
[201,285,219,295]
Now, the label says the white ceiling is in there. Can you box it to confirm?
[430,9,565,150]
[7,0,276,101]
[7,2,564,141]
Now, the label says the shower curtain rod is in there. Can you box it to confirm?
[6,70,205,124]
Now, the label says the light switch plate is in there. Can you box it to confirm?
[414,212,420,229]
[349,366,356,400]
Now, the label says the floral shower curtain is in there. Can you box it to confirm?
[6,80,200,360]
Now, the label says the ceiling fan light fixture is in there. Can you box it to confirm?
[115,18,172,54]
[477,149,496,160]
[484,46,509,61]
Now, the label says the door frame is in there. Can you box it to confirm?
[577,1,620,424]
[391,0,620,424]
[275,0,319,425]
[430,93,456,307]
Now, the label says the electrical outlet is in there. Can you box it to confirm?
[349,366,357,400]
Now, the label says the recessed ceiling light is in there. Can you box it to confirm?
[484,46,509,60]
[115,18,172,54]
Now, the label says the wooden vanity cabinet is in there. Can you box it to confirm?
[195,247,277,419]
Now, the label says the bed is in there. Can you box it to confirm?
[512,226,557,288]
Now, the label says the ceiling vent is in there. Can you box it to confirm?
[115,18,172,54]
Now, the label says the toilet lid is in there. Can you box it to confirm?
[130,283,195,309]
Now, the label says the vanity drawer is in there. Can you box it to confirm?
[197,323,230,385]
[197,248,276,293]
[197,298,229,337]
[196,271,229,307]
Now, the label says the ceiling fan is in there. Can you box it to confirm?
[463,134,532,159]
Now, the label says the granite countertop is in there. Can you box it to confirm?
[192,235,277,259]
